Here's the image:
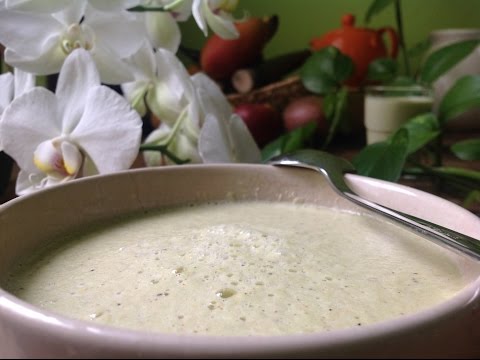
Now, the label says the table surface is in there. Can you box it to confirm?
[1,132,479,216]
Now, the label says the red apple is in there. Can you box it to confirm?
[234,103,283,147]
[282,96,327,135]
[200,16,278,82]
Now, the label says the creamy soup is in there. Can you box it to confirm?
[4,201,465,336]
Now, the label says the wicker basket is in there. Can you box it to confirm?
[227,76,311,111]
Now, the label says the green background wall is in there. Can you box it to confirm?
[180,0,480,64]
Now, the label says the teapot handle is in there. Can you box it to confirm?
[377,27,399,58]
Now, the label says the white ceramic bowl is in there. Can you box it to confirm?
[1,164,479,358]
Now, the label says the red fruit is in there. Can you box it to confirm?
[200,16,278,82]
[282,96,327,134]
[234,103,283,147]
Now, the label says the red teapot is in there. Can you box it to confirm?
[310,14,399,87]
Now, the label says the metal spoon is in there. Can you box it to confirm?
[269,149,480,261]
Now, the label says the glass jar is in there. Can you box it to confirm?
[364,85,433,144]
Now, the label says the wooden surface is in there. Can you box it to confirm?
[1,132,479,216]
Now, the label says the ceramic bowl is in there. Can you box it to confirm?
[1,164,479,358]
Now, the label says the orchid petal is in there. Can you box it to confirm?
[53,1,86,25]
[198,114,231,163]
[70,85,142,173]
[124,41,156,80]
[15,169,45,196]
[143,124,170,166]
[55,49,100,133]
[145,11,181,52]
[90,46,135,85]
[204,8,238,39]
[0,10,64,57]
[227,114,261,163]
[81,156,99,177]
[88,0,133,12]
[145,48,194,124]
[5,0,70,13]
[192,72,232,121]
[61,140,82,175]
[155,48,194,99]
[33,140,64,176]
[4,39,65,75]
[13,68,35,98]
[0,72,14,110]
[15,169,64,195]
[0,88,60,172]
[166,0,192,22]
[87,13,145,58]
[192,0,207,36]
[121,81,150,117]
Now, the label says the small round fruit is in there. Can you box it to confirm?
[234,103,283,147]
[282,96,327,134]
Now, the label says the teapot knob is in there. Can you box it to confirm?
[341,13,355,27]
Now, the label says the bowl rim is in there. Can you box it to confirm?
[1,164,479,354]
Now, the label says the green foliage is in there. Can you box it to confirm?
[299,47,354,94]
[438,75,480,124]
[364,0,396,23]
[366,58,398,83]
[261,122,317,162]
[352,129,409,182]
[451,138,480,161]
[420,40,480,85]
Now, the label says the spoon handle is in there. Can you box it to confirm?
[343,191,480,261]
[269,150,480,261]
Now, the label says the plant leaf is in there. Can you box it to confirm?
[464,190,480,208]
[420,40,480,85]
[367,58,398,82]
[352,128,409,182]
[451,138,480,160]
[364,0,396,23]
[399,113,440,154]
[299,47,354,94]
[261,122,317,162]
[438,75,480,124]
[407,38,431,59]
[322,88,348,149]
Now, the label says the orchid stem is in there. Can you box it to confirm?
[394,0,411,77]
[139,144,190,165]
[127,6,167,12]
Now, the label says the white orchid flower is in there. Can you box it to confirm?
[138,0,192,52]
[5,0,139,14]
[0,49,142,195]
[0,3,146,84]
[192,72,261,163]
[0,68,35,151]
[143,112,202,166]
[192,0,239,39]
[140,64,260,165]
[122,44,196,124]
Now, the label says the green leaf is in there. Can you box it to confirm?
[399,113,440,154]
[352,128,409,182]
[406,38,431,59]
[387,76,417,87]
[261,122,317,162]
[464,190,480,208]
[438,75,480,124]
[420,40,480,84]
[322,87,348,149]
[367,58,398,82]
[451,138,480,160]
[299,47,354,94]
[364,0,396,23]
